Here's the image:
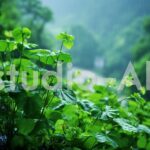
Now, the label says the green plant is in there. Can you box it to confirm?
[0,27,150,150]
[0,0,53,49]
[0,27,73,149]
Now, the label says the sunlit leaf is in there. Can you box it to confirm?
[96,134,118,148]
[0,40,17,52]
[23,49,56,65]
[57,32,74,49]
[138,124,150,134]
[114,118,137,133]
[58,52,72,62]
[101,106,118,120]
[13,27,31,42]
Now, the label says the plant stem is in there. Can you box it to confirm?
[0,53,6,79]
[39,75,55,120]
[15,50,23,89]
[0,44,9,80]
[60,41,64,52]
[40,92,55,119]
[15,34,24,90]
[57,41,64,62]
[38,56,42,93]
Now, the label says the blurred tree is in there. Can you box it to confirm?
[0,0,20,37]
[103,18,143,78]
[132,17,150,85]
[0,0,53,48]
[49,0,150,77]
[70,26,99,69]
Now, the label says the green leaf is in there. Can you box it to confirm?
[58,52,72,62]
[63,40,74,49]
[24,49,49,57]
[137,135,147,148]
[62,105,79,126]
[78,99,96,111]
[24,43,38,49]
[23,49,56,65]
[138,125,150,134]
[114,118,137,133]
[56,89,77,104]
[16,119,35,135]
[96,134,118,148]
[82,136,96,149]
[12,27,23,42]
[57,32,74,49]
[22,27,31,39]
[123,75,134,87]
[65,127,81,141]
[131,93,145,104]
[45,109,61,121]
[23,95,43,118]
[101,106,118,120]
[0,40,17,52]
[13,27,31,42]
[55,119,65,134]
[12,58,36,69]
[57,32,74,41]
[146,142,150,150]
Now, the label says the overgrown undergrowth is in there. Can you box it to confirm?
[0,27,150,150]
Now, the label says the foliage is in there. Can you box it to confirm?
[48,0,150,78]
[132,17,150,85]
[0,27,150,150]
[103,18,143,78]
[0,0,53,48]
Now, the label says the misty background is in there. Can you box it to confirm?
[1,0,150,84]
[42,0,150,81]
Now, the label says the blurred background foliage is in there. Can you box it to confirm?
[1,0,150,86]
[0,0,53,48]
[42,0,150,82]
[133,17,150,85]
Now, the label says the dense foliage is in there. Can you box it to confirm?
[0,28,150,150]
[0,0,53,48]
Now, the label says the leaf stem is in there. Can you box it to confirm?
[0,53,6,79]
[15,34,24,90]
[60,41,64,52]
